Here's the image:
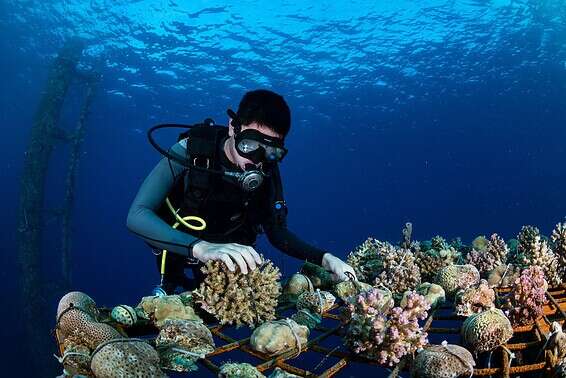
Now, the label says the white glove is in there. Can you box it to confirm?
[321,253,357,282]
[192,241,263,274]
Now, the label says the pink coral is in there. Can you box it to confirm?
[508,266,548,326]
[344,288,430,366]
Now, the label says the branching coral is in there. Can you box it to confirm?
[515,226,561,286]
[346,237,385,282]
[507,266,548,326]
[344,289,430,366]
[374,243,422,297]
[415,236,460,282]
[552,222,566,279]
[411,341,475,378]
[435,264,480,298]
[194,260,281,327]
[454,279,495,317]
[461,308,513,353]
[466,233,509,277]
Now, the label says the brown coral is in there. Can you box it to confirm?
[552,222,566,279]
[346,237,385,282]
[411,341,475,378]
[137,294,201,328]
[402,283,446,309]
[373,243,422,297]
[90,340,166,378]
[454,279,495,317]
[296,289,335,314]
[334,280,372,302]
[156,319,215,372]
[414,238,459,282]
[195,260,281,327]
[250,318,309,355]
[435,264,480,298]
[466,234,509,276]
[487,264,521,288]
[461,308,513,353]
[218,363,265,378]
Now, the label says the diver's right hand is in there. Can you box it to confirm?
[191,241,263,274]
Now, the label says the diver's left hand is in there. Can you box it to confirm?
[321,253,357,282]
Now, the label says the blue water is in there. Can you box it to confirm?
[1,0,565,376]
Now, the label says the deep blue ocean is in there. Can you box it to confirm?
[1,0,565,377]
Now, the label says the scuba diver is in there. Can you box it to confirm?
[127,89,356,294]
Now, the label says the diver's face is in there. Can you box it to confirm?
[227,119,284,170]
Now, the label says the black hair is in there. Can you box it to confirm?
[236,89,291,137]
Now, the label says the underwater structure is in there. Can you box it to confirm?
[18,39,97,372]
[52,221,566,377]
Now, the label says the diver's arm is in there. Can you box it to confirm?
[263,222,327,266]
[126,141,198,257]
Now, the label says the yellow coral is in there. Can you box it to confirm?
[195,260,281,327]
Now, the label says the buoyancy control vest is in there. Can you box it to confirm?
[157,123,288,246]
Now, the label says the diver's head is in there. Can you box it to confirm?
[224,89,290,171]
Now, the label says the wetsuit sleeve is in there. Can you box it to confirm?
[126,140,198,257]
[262,169,326,266]
[264,221,327,266]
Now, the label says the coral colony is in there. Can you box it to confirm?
[53,222,566,377]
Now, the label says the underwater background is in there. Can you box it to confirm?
[1,0,565,376]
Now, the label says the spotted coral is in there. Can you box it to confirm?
[410,341,475,378]
[156,319,215,372]
[195,260,281,327]
[344,288,429,366]
[454,279,495,317]
[296,289,335,315]
[90,340,166,378]
[218,362,265,378]
[461,308,513,353]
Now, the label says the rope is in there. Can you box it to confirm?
[500,345,516,372]
[53,351,90,365]
[315,289,325,314]
[497,264,511,287]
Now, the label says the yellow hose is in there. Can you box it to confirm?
[160,197,207,282]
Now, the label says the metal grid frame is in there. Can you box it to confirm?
[197,286,566,378]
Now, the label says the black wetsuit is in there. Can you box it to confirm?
[127,133,327,293]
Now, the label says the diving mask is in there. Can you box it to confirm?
[227,108,287,163]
